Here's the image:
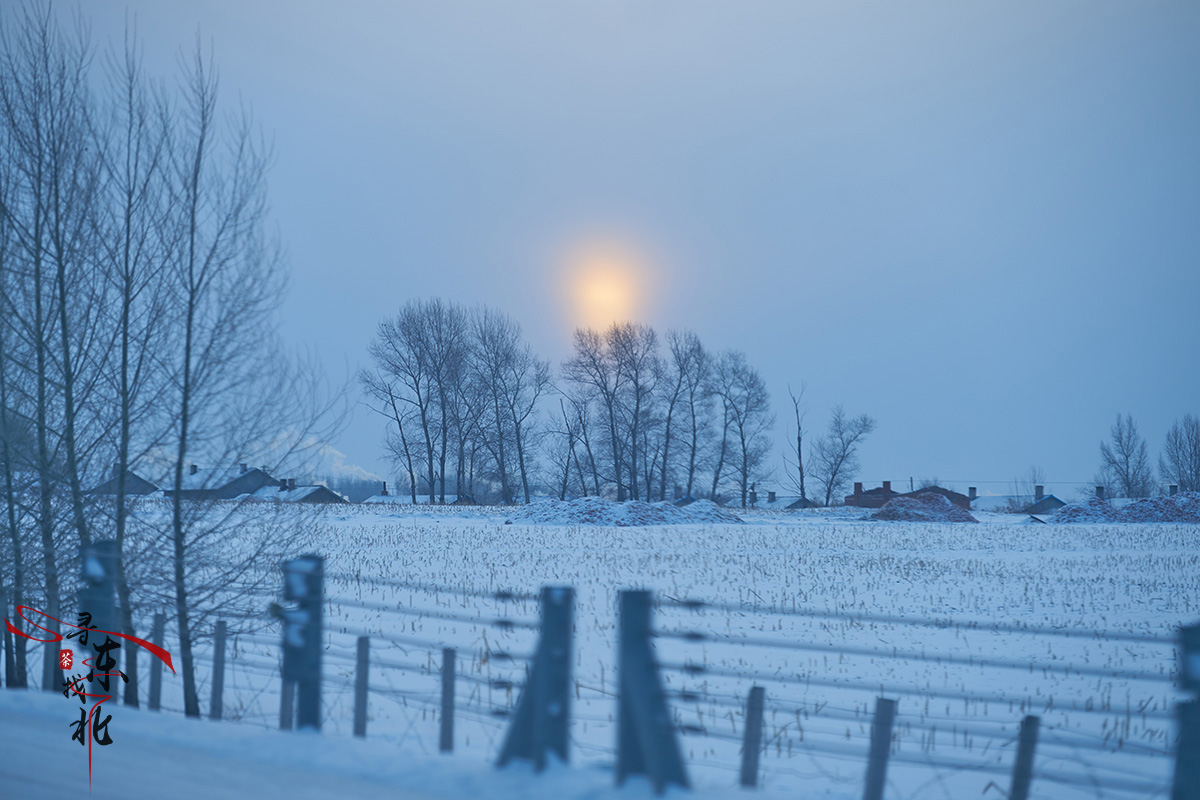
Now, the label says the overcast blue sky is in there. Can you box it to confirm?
[53,1,1200,495]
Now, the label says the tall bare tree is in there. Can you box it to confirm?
[811,405,876,506]
[1098,413,1154,499]
[711,350,773,508]
[785,383,809,506]
[1160,414,1200,493]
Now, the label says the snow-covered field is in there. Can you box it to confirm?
[7,503,1196,799]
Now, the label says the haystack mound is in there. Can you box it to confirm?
[1119,492,1200,523]
[677,499,744,524]
[513,497,741,526]
[1051,496,1121,523]
[872,493,977,523]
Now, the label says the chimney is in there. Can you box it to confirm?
[854,482,863,496]
[749,487,758,505]
[239,463,248,473]
[768,490,776,503]
[882,481,891,494]
[1035,485,1044,501]
[968,487,977,501]
[279,478,288,492]
[111,462,120,480]
[1169,484,1179,496]
[673,484,683,501]
[1095,485,1105,500]
[381,481,389,496]
[188,463,198,476]
[289,477,297,490]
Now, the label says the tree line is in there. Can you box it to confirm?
[362,299,878,509]
[1096,413,1200,498]
[0,8,337,713]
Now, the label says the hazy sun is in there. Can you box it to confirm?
[566,240,646,330]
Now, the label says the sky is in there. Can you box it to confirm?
[41,1,1200,496]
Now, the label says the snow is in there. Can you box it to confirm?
[1052,492,1200,523]
[510,497,743,526]
[4,501,1192,799]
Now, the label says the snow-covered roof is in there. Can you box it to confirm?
[361,493,458,505]
[246,485,346,503]
[177,465,262,491]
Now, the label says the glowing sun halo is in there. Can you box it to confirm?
[566,242,646,330]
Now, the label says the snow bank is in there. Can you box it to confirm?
[511,496,742,526]
[1118,492,1200,523]
[1054,492,1200,523]
[1052,496,1121,523]
[871,493,978,523]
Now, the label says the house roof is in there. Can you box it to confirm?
[177,466,266,492]
[751,494,814,511]
[972,494,1065,513]
[362,493,458,505]
[247,485,347,503]
[87,469,159,496]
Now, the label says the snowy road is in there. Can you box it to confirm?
[0,688,707,800]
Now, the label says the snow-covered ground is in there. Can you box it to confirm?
[4,502,1195,799]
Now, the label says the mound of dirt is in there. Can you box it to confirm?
[512,496,742,526]
[1118,492,1200,523]
[1051,496,1121,523]
[871,493,978,523]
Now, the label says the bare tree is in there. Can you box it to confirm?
[1097,413,1154,498]
[562,327,626,499]
[91,24,176,707]
[784,383,809,506]
[1160,414,1200,493]
[811,405,876,506]
[711,350,773,508]
[1011,465,1046,506]
[609,323,659,501]
[161,41,347,716]
[0,3,97,691]
[658,330,706,502]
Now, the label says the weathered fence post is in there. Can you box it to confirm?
[77,541,119,693]
[148,612,164,711]
[498,586,575,770]
[1174,623,1200,800]
[209,620,226,720]
[616,589,689,794]
[1009,715,1040,800]
[740,686,765,788]
[440,647,456,752]
[281,554,323,731]
[354,636,369,737]
[863,697,897,800]
[280,680,295,730]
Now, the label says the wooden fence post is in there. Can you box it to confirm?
[497,586,575,770]
[280,680,295,730]
[440,647,456,752]
[1175,623,1200,800]
[740,686,765,788]
[148,612,164,711]
[1010,715,1040,800]
[209,620,226,720]
[354,636,369,737]
[863,697,897,800]
[616,589,689,794]
[281,555,323,731]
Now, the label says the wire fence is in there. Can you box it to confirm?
[5,567,1187,800]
